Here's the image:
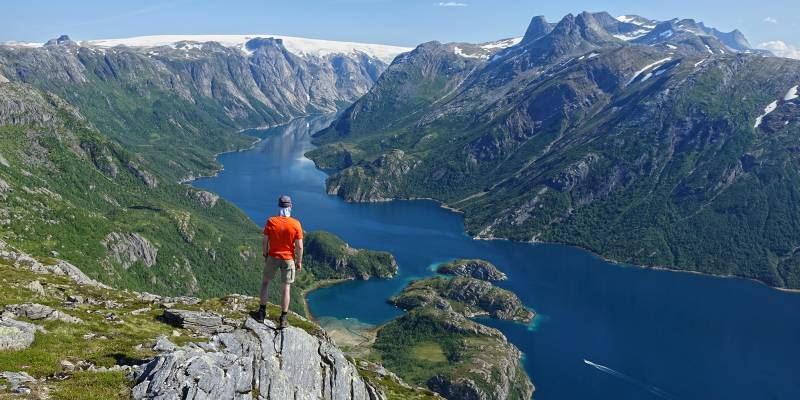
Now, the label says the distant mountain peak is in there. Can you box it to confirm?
[522,15,553,43]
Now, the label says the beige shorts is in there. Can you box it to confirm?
[264,256,296,284]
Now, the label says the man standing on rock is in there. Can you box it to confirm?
[257,195,303,329]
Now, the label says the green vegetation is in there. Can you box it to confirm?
[303,231,398,280]
[308,43,800,289]
[50,372,130,400]
[0,252,420,399]
[370,306,532,399]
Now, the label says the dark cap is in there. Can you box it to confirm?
[278,195,292,208]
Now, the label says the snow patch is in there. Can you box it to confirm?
[704,44,714,54]
[694,58,707,68]
[754,101,778,128]
[0,73,8,84]
[666,44,677,49]
[453,46,486,59]
[659,30,673,38]
[481,37,522,50]
[612,29,651,41]
[784,85,798,101]
[86,34,411,64]
[627,58,672,85]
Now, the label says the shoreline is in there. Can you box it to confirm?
[300,278,353,319]
[180,114,320,185]
[331,192,800,295]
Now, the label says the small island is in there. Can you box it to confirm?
[436,259,507,282]
[372,275,535,399]
[390,276,533,323]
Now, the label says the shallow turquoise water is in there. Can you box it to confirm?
[195,115,800,400]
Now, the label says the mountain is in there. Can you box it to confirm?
[309,11,800,288]
[0,34,410,180]
[0,31,410,297]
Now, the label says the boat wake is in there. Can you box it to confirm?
[583,359,676,399]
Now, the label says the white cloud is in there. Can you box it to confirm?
[763,17,778,24]
[760,40,800,59]
[437,2,468,7]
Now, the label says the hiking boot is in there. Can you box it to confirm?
[255,307,266,323]
[279,312,288,329]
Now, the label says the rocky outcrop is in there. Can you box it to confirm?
[127,162,159,189]
[133,318,386,400]
[390,276,533,323]
[436,259,507,281]
[193,190,219,208]
[0,177,10,198]
[161,309,236,335]
[0,317,41,351]
[4,303,83,324]
[102,232,158,269]
[0,239,109,288]
[136,292,201,306]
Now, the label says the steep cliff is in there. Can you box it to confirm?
[0,239,435,399]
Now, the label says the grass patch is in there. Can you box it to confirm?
[410,341,447,364]
[50,371,129,400]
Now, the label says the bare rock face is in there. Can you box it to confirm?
[102,232,158,269]
[193,190,219,208]
[133,318,386,400]
[0,317,41,351]
[127,161,159,189]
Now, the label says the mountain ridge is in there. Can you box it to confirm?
[308,11,800,289]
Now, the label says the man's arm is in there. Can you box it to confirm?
[262,235,269,259]
[294,238,303,270]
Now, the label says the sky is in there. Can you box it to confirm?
[1,0,799,57]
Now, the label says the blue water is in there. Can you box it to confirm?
[195,115,800,400]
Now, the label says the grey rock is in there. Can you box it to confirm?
[137,292,200,305]
[102,232,158,269]
[0,371,35,393]
[0,317,40,350]
[152,336,177,352]
[162,309,235,335]
[24,280,46,296]
[60,360,76,371]
[5,303,83,324]
[133,318,385,400]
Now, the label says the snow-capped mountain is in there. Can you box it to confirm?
[84,34,411,64]
[0,34,412,127]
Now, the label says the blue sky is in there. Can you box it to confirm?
[2,0,799,56]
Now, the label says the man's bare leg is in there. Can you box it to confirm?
[256,277,271,322]
[281,283,291,313]
[260,277,271,306]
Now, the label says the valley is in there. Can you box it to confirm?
[1,8,800,400]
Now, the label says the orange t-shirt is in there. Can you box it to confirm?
[263,216,303,260]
